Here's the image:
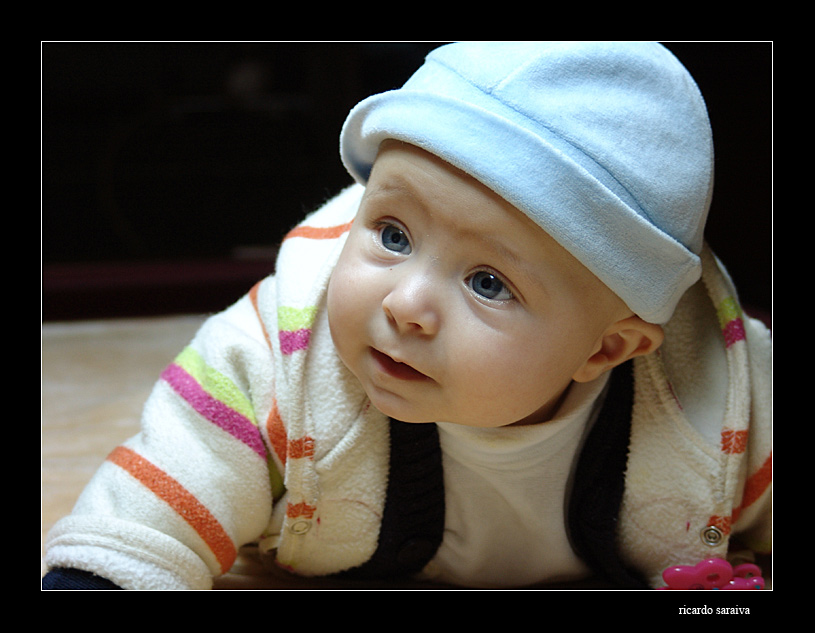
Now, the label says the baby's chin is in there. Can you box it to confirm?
[363,392,439,425]
[368,400,533,428]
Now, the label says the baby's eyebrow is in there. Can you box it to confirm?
[362,174,416,205]
[475,235,551,301]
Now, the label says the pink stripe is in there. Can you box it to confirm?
[161,364,266,459]
[279,329,311,355]
[722,318,746,348]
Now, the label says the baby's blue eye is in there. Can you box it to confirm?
[469,271,513,301]
[380,224,411,254]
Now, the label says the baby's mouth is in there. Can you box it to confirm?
[370,348,431,382]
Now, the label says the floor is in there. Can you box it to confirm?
[41,315,205,576]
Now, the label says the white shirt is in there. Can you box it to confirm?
[420,374,610,587]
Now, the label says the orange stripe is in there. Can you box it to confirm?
[107,446,236,574]
[741,453,772,508]
[712,452,772,529]
[732,453,772,523]
[249,281,275,352]
[266,400,289,465]
[721,428,748,454]
[287,501,317,519]
[706,514,732,536]
[284,220,353,241]
[288,436,315,460]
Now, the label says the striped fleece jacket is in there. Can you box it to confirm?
[43,185,772,590]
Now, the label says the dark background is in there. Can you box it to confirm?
[41,42,772,323]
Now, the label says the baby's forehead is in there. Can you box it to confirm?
[369,142,572,249]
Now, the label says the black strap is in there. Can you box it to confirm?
[42,567,122,590]
[338,418,445,579]
[567,362,649,588]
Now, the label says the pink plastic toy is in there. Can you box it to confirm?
[659,558,764,590]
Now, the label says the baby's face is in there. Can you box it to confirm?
[327,142,628,427]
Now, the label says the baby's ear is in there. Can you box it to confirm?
[572,316,664,383]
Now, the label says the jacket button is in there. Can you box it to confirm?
[289,520,311,535]
[700,525,724,546]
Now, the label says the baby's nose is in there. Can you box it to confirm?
[381,272,441,336]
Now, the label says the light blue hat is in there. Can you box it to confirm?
[340,41,714,324]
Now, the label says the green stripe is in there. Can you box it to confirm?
[174,346,257,425]
[277,306,317,332]
[716,297,742,328]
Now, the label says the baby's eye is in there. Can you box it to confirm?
[468,271,513,302]
[379,223,411,254]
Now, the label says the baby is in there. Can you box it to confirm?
[43,42,771,590]
[328,140,662,429]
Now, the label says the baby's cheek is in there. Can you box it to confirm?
[326,275,352,340]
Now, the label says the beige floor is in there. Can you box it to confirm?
[41,315,206,571]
